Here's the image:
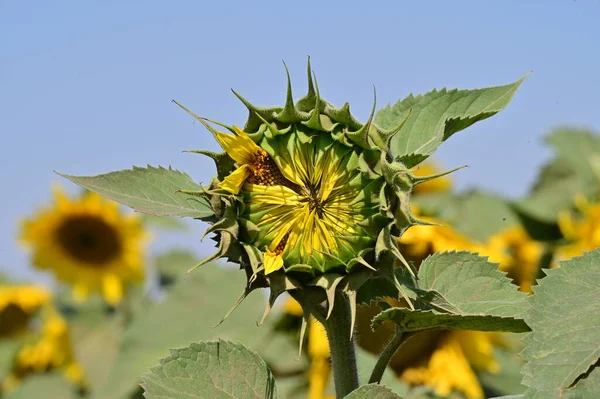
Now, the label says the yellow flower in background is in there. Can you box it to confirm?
[20,184,149,306]
[398,210,477,265]
[307,321,333,399]
[355,303,508,399]
[412,162,452,195]
[3,308,87,393]
[394,219,537,398]
[284,297,334,399]
[400,207,544,293]
[0,285,50,338]
[557,196,600,259]
[484,226,544,293]
[400,331,505,399]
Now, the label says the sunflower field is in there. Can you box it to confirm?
[1,55,599,399]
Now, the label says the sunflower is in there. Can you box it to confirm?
[354,302,507,399]
[20,184,149,306]
[398,208,478,266]
[484,226,544,293]
[399,331,506,399]
[0,284,50,338]
[2,307,87,393]
[557,196,600,260]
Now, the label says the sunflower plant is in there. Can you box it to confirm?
[57,60,539,398]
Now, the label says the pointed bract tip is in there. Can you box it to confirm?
[231,88,259,112]
[283,61,294,105]
[306,56,315,95]
[412,164,468,184]
[411,216,443,227]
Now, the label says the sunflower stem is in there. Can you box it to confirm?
[368,327,412,384]
[315,291,359,398]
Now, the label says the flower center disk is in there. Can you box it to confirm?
[56,216,122,265]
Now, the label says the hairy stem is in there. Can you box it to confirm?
[368,327,412,384]
[313,291,360,398]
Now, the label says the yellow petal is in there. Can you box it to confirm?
[72,284,89,303]
[215,126,262,165]
[63,363,86,385]
[52,182,72,211]
[102,274,123,306]
[264,252,284,275]
[218,165,252,194]
[245,183,303,205]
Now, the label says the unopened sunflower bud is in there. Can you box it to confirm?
[176,59,458,333]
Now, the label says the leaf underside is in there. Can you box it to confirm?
[373,251,529,333]
[57,165,213,219]
[141,340,277,399]
[521,249,600,399]
[375,76,527,167]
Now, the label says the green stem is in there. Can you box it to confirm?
[313,291,360,398]
[368,328,412,384]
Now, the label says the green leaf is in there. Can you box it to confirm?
[141,340,278,399]
[562,369,600,399]
[0,338,23,379]
[373,251,529,332]
[376,76,527,166]
[480,347,526,397]
[513,157,581,224]
[69,315,123,395]
[545,127,600,188]
[344,384,403,399]
[0,272,11,284]
[443,190,518,242]
[418,251,529,318]
[410,191,456,219]
[521,249,600,399]
[5,375,77,399]
[141,214,190,231]
[154,249,199,282]
[95,263,301,399]
[514,128,600,224]
[57,166,213,219]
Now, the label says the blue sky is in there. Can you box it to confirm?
[2,1,599,281]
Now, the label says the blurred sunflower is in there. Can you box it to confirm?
[398,207,478,266]
[20,184,149,306]
[398,331,506,399]
[2,307,87,393]
[400,208,544,293]
[356,302,508,399]
[283,298,334,399]
[557,196,600,259]
[0,284,50,339]
[389,213,528,398]
[483,226,544,293]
